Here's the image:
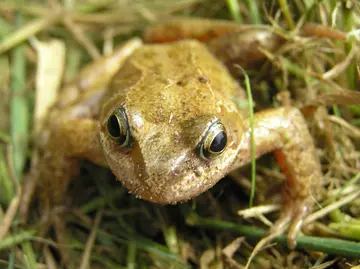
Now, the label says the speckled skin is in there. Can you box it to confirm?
[100,40,245,204]
[27,19,322,255]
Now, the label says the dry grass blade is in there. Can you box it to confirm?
[0,12,62,54]
[322,44,358,80]
[32,38,65,134]
[1,0,359,268]
[304,189,360,226]
[0,188,21,240]
[79,209,103,269]
[329,116,360,138]
[63,16,100,59]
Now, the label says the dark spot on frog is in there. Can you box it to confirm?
[172,168,181,176]
[176,80,184,86]
[198,75,208,83]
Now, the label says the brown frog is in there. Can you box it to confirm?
[25,18,322,259]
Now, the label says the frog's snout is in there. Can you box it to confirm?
[100,103,244,204]
[101,131,231,204]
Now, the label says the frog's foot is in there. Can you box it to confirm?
[39,203,69,263]
[244,197,313,269]
[271,196,313,249]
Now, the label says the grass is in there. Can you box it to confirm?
[0,0,360,268]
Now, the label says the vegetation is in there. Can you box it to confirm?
[0,0,359,268]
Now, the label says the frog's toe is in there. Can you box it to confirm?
[39,205,69,263]
[270,197,313,249]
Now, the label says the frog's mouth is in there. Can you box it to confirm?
[106,152,233,204]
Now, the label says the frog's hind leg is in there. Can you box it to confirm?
[144,18,249,42]
[235,107,322,268]
[144,18,284,70]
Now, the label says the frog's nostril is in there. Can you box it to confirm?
[194,166,205,177]
[172,169,181,176]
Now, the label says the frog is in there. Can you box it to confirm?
[23,18,322,261]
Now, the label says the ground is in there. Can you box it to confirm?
[0,0,359,268]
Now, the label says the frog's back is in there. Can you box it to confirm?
[103,40,242,121]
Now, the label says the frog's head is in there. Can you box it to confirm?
[99,41,244,204]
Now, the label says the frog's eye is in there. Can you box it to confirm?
[107,107,131,147]
[199,121,227,160]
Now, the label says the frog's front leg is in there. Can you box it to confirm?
[234,107,322,248]
[27,38,143,262]
[37,118,105,262]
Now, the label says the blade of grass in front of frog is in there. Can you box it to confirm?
[343,6,356,90]
[69,213,183,268]
[241,68,256,208]
[89,165,135,234]
[347,105,360,116]
[155,207,180,255]
[122,233,189,269]
[0,132,10,144]
[7,250,15,269]
[80,188,126,214]
[327,173,360,225]
[79,209,103,269]
[88,254,128,269]
[126,241,137,269]
[0,12,61,55]
[94,227,189,269]
[342,8,357,116]
[278,0,295,30]
[245,0,261,24]
[10,15,37,267]
[0,16,12,37]
[329,173,360,205]
[75,0,118,13]
[22,241,37,269]
[87,166,185,267]
[0,230,36,251]
[329,222,360,241]
[10,13,27,184]
[279,56,342,117]
[225,0,242,23]
[0,131,13,206]
[113,208,186,267]
[185,211,360,259]
[282,56,343,117]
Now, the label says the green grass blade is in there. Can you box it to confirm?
[10,13,28,183]
[278,0,295,29]
[226,0,242,23]
[0,149,14,204]
[243,70,256,207]
[245,0,262,24]
[0,230,36,250]
[186,213,360,258]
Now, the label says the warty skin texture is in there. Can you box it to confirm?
[22,19,322,261]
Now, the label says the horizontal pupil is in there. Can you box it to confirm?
[210,131,227,152]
